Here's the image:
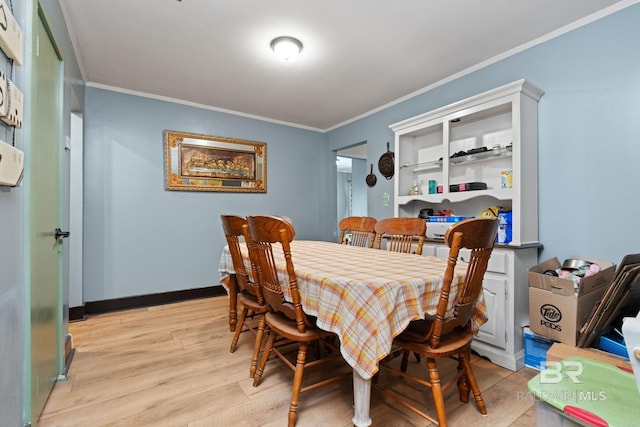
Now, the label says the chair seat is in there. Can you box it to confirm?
[237,291,268,313]
[265,311,329,343]
[395,316,435,341]
[395,327,473,358]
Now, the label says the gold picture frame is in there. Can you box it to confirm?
[164,130,266,192]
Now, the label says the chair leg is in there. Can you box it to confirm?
[400,350,410,372]
[427,358,448,427]
[324,335,337,353]
[229,285,238,332]
[372,370,380,385]
[250,315,266,378]
[230,305,249,353]
[312,339,321,360]
[456,350,471,403]
[253,330,276,387]
[460,349,487,415]
[288,343,308,427]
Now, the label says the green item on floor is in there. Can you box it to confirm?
[527,356,640,426]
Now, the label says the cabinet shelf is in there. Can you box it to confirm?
[449,149,512,166]
[405,149,513,174]
[397,188,513,204]
[401,159,443,172]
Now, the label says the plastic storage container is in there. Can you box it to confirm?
[528,356,640,426]
[524,327,555,370]
[597,331,629,359]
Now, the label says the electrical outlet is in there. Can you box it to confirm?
[0,0,23,65]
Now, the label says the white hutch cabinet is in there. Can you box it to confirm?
[390,80,544,370]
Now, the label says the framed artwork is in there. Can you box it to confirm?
[164,130,266,192]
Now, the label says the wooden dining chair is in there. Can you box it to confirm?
[373,217,427,255]
[373,217,499,427]
[338,216,377,247]
[220,214,269,378]
[246,215,350,427]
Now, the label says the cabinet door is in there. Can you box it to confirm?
[458,248,509,349]
[475,274,507,349]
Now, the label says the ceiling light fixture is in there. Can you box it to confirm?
[270,36,303,62]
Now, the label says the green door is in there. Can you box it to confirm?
[28,9,63,425]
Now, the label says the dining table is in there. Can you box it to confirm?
[218,239,487,427]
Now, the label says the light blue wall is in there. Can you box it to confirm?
[83,88,331,301]
[328,3,640,265]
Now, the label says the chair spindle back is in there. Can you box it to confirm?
[220,214,263,304]
[429,218,499,348]
[339,216,377,248]
[373,217,427,255]
[245,215,313,333]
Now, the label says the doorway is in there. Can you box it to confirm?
[336,142,368,224]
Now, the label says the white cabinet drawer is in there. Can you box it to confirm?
[435,245,449,259]
[420,243,438,257]
[458,248,509,274]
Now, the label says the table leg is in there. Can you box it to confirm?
[352,370,372,427]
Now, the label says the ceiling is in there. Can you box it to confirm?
[60,0,633,131]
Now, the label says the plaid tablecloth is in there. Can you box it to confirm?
[218,240,487,380]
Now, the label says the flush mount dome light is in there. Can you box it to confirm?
[270,36,303,61]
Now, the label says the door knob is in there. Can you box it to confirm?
[54,228,70,239]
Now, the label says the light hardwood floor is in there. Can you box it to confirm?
[39,297,539,426]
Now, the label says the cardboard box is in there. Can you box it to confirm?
[528,257,615,345]
[523,327,555,370]
[546,342,632,370]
